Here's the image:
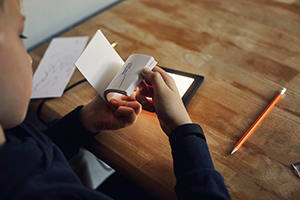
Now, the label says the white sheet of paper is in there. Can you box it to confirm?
[168,73,194,97]
[31,36,89,99]
[75,30,125,100]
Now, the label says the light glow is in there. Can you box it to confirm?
[168,73,194,97]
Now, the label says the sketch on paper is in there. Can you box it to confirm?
[31,37,89,99]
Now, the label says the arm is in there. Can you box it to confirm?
[137,66,231,200]
[169,124,231,200]
[44,95,141,160]
[43,106,97,160]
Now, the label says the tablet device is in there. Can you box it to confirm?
[160,66,204,106]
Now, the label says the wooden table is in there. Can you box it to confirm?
[29,0,300,199]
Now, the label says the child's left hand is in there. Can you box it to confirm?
[79,94,141,133]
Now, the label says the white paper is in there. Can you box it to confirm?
[75,30,157,103]
[105,54,156,102]
[168,73,194,97]
[75,30,124,100]
[31,36,89,99]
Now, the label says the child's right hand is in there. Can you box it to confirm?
[137,66,192,136]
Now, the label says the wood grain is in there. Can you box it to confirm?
[29,0,300,199]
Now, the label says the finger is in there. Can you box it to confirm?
[131,101,142,115]
[109,98,119,109]
[136,94,155,112]
[110,98,141,115]
[137,81,153,97]
[119,100,141,114]
[152,66,178,92]
[135,86,154,109]
[121,94,136,101]
[143,79,152,86]
[114,106,136,123]
[141,68,167,92]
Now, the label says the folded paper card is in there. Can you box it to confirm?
[75,30,157,103]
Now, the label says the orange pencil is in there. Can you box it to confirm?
[231,88,287,155]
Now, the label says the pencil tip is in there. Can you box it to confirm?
[231,147,238,155]
[281,88,286,95]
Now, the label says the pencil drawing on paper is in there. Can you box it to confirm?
[119,63,133,88]
[31,37,89,99]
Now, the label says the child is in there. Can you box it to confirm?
[0,0,231,199]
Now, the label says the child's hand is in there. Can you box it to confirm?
[136,66,192,136]
[79,94,141,132]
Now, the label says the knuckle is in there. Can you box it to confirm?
[152,72,160,80]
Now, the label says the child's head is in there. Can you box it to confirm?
[0,0,33,129]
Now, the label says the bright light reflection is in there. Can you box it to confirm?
[168,73,194,97]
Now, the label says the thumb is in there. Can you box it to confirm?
[141,68,166,92]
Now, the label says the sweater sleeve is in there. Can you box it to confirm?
[169,123,231,200]
[43,106,98,160]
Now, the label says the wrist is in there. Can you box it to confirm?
[79,105,98,133]
[169,110,192,134]
[169,103,192,134]
[171,119,193,134]
[169,123,205,141]
[162,117,192,136]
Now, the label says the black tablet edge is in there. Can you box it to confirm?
[160,67,204,106]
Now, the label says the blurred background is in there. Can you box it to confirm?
[22,0,122,50]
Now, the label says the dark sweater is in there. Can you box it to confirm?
[0,106,231,200]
